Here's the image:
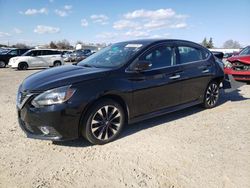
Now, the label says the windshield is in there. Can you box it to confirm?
[239,46,250,56]
[78,42,145,68]
[0,49,11,55]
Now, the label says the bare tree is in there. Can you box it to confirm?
[223,40,241,48]
[12,43,30,48]
[49,41,57,49]
[56,39,71,49]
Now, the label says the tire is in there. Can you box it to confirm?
[17,62,28,70]
[203,81,220,109]
[0,61,6,68]
[54,61,62,67]
[82,99,125,145]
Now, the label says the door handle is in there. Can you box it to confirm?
[202,69,209,73]
[169,74,180,80]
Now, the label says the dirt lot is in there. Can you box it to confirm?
[0,67,249,188]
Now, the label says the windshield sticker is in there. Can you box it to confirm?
[125,44,143,48]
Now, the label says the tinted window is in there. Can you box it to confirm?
[178,46,205,64]
[140,45,175,69]
[19,49,29,55]
[40,50,49,56]
[28,50,41,56]
[49,50,61,55]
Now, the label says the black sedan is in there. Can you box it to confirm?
[17,39,224,145]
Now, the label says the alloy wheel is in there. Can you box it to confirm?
[91,105,121,140]
[206,83,219,106]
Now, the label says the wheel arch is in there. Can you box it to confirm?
[78,94,130,137]
[18,61,29,69]
[212,76,224,85]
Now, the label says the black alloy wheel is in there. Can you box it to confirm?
[203,81,220,108]
[83,99,125,145]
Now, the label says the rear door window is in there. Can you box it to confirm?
[177,46,206,64]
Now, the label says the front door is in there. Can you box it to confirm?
[129,43,182,118]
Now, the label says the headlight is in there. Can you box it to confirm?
[225,61,232,68]
[31,85,76,108]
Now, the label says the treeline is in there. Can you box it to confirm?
[1,38,243,49]
[201,37,242,49]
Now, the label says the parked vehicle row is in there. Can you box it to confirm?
[0,48,95,70]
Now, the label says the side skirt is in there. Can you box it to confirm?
[129,100,202,124]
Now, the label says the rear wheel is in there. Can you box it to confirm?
[82,99,125,145]
[17,62,28,70]
[203,81,220,108]
[0,61,6,68]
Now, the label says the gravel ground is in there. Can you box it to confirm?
[0,67,249,188]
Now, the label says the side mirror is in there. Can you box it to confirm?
[134,60,152,71]
[212,52,224,60]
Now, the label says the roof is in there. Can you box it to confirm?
[117,38,201,46]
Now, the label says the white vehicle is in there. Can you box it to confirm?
[9,49,64,70]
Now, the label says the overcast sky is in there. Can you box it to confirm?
[0,0,249,47]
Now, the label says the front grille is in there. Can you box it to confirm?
[17,91,36,109]
[232,62,250,71]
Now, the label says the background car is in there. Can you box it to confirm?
[225,46,250,82]
[70,49,92,62]
[9,49,64,70]
[62,51,74,62]
[17,39,224,145]
[0,48,30,68]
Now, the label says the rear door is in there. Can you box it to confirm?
[176,43,214,104]
[39,50,51,67]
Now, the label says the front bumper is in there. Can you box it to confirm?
[224,68,250,81]
[17,93,81,141]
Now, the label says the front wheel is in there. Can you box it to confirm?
[17,62,28,70]
[203,81,220,109]
[82,99,125,145]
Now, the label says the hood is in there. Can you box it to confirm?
[227,55,250,65]
[21,65,110,91]
[12,56,26,60]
